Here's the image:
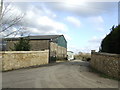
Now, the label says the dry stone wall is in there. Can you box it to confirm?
[1,50,49,71]
[91,51,120,79]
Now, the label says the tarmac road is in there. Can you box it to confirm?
[2,60,119,88]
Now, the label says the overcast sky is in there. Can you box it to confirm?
[3,0,118,53]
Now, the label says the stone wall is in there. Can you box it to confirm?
[1,50,49,71]
[90,51,120,79]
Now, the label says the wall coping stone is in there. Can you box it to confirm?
[92,52,120,58]
[0,50,49,54]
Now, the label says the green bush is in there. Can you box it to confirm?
[11,37,31,51]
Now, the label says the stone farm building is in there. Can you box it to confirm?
[5,35,67,62]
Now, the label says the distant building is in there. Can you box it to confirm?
[5,35,67,62]
[67,51,74,61]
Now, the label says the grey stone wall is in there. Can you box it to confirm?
[90,51,120,79]
[1,50,49,71]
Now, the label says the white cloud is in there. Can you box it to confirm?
[89,16,104,24]
[44,2,117,17]
[22,5,68,35]
[37,16,68,32]
[65,16,81,27]
[88,36,103,43]
[2,3,68,37]
[42,6,57,18]
[2,2,116,53]
[88,16,105,32]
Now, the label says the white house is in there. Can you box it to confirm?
[67,51,74,61]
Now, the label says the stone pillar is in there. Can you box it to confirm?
[90,50,96,66]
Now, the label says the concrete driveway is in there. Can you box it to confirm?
[2,60,119,88]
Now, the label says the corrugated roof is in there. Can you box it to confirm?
[5,35,63,40]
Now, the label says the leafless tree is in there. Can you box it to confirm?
[0,0,27,38]
[0,0,3,28]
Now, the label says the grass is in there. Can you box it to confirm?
[89,66,120,81]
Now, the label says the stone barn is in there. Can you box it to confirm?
[5,35,67,62]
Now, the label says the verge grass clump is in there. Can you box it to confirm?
[89,66,120,81]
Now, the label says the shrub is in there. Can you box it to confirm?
[11,37,31,51]
[100,25,120,54]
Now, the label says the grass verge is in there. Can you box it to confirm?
[89,65,120,81]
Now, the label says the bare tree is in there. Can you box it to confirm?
[0,0,26,38]
[0,0,3,28]
[0,0,29,51]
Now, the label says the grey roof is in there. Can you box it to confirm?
[5,35,63,40]
[28,35,62,40]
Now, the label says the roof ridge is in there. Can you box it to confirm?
[5,35,64,40]
[29,35,62,37]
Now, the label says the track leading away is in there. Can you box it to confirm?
[2,60,119,88]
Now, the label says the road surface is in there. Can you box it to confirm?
[2,60,119,88]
